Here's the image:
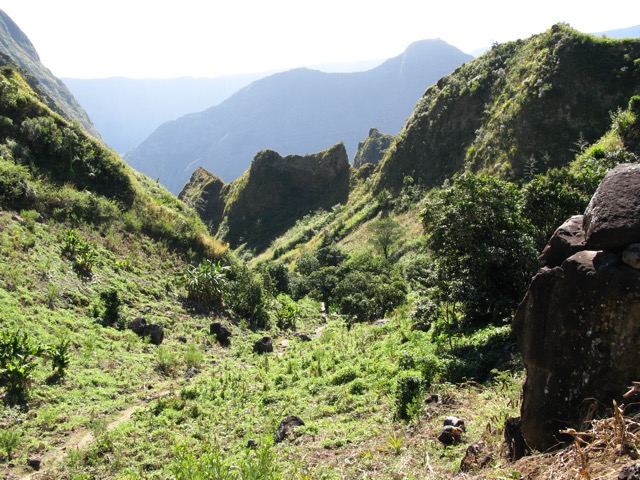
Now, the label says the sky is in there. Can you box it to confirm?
[2,0,640,79]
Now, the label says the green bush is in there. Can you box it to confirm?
[394,374,423,421]
[0,330,45,403]
[224,264,268,330]
[0,430,21,460]
[178,259,229,306]
[99,288,123,329]
[272,294,298,331]
[62,228,97,276]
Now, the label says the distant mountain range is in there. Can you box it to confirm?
[124,39,473,193]
[63,75,265,154]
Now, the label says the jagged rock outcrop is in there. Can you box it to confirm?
[178,167,226,232]
[181,143,351,252]
[514,163,640,452]
[353,128,394,168]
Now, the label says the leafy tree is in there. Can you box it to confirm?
[422,172,537,323]
[334,253,406,323]
[368,217,401,259]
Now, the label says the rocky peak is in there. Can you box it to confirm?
[353,128,393,168]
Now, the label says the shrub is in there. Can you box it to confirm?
[49,339,71,379]
[99,288,123,329]
[330,367,359,386]
[0,330,44,403]
[225,264,268,330]
[0,430,21,460]
[62,228,97,276]
[395,374,423,421]
[178,259,229,306]
[272,294,298,331]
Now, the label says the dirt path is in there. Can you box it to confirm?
[17,385,174,479]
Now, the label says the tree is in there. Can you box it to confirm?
[421,172,537,323]
[368,217,401,259]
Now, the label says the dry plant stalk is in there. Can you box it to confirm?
[558,396,640,480]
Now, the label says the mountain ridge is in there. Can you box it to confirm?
[125,39,473,194]
[0,9,99,138]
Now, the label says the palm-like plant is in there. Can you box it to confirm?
[179,259,229,305]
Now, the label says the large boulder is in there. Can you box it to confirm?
[584,163,640,250]
[514,163,640,452]
[515,251,640,451]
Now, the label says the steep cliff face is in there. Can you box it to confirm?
[180,143,352,252]
[353,128,394,168]
[178,167,227,232]
[374,24,640,193]
[223,143,351,250]
[0,10,99,138]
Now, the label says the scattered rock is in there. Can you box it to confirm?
[425,394,439,404]
[127,316,164,345]
[274,415,305,443]
[459,440,492,472]
[443,416,466,431]
[584,163,640,250]
[177,336,187,344]
[622,243,640,270]
[294,333,312,342]
[184,367,198,379]
[619,463,640,480]
[437,425,463,445]
[26,457,41,471]
[246,439,257,449]
[253,336,273,354]
[144,323,164,346]
[503,417,529,461]
[209,322,231,346]
[373,319,391,327]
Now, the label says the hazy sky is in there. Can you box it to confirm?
[2,0,640,79]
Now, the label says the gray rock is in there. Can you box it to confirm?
[619,462,640,480]
[27,457,41,471]
[437,425,462,445]
[184,367,198,379]
[584,163,640,250]
[209,322,231,346]
[127,316,164,345]
[274,415,305,443]
[514,250,640,451]
[253,336,273,354]
[539,215,586,268]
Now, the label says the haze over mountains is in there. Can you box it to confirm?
[125,39,473,193]
[63,75,265,154]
